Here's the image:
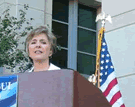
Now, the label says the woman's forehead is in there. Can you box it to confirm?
[31,34,48,41]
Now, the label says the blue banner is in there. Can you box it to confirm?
[0,75,18,107]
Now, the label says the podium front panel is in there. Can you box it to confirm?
[18,70,74,107]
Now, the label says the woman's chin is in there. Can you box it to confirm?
[32,57,48,62]
[33,54,44,58]
[33,57,44,61]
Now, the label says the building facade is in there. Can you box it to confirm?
[0,0,134,106]
[103,0,135,106]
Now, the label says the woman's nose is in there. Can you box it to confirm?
[35,42,41,48]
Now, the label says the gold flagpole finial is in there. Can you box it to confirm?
[96,11,112,27]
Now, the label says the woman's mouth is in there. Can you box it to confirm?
[35,50,43,54]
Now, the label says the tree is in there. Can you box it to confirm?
[0,4,34,73]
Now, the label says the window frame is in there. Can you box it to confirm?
[52,0,98,75]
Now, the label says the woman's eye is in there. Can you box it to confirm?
[42,42,46,44]
[31,42,36,44]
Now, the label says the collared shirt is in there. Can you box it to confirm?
[28,63,61,72]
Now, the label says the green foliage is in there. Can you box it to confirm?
[0,4,34,73]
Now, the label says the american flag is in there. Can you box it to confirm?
[99,33,125,107]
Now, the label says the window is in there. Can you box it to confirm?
[52,0,97,75]
[51,0,69,68]
[77,4,97,75]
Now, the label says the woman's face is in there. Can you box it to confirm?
[28,34,52,62]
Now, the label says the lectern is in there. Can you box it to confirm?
[15,69,111,107]
[1,69,111,106]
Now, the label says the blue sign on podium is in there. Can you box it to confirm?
[0,75,18,107]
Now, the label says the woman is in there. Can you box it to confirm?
[25,25,60,72]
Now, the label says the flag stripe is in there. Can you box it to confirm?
[110,91,121,105]
[120,104,126,107]
[106,84,120,102]
[103,78,118,97]
[112,97,124,107]
[100,72,115,92]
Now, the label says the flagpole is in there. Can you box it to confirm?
[94,12,112,88]
[95,27,105,88]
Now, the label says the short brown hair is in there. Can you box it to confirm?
[25,25,57,63]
